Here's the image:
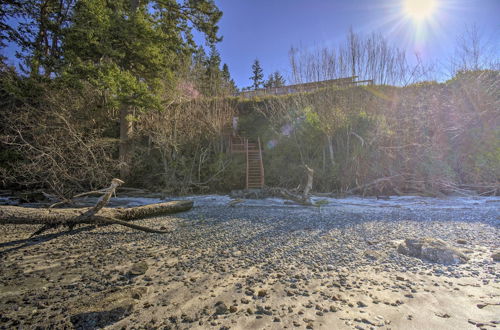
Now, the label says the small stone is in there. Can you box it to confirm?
[492,252,500,262]
[214,301,228,315]
[229,306,237,313]
[181,314,195,323]
[357,301,368,308]
[245,288,255,296]
[257,289,267,297]
[364,250,383,261]
[456,239,467,245]
[273,317,281,322]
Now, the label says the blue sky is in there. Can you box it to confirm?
[2,0,498,87]
[214,0,499,87]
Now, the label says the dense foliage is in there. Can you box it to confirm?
[0,2,498,196]
[2,65,498,196]
[240,71,499,195]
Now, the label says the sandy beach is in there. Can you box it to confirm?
[1,195,499,329]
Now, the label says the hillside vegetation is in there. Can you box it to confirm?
[1,68,498,196]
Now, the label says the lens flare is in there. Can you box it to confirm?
[404,0,436,21]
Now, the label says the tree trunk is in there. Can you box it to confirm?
[0,200,193,226]
[302,165,314,202]
[327,134,335,166]
[265,165,314,206]
[1,178,193,236]
[119,104,133,179]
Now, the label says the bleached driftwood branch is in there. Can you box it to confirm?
[0,179,193,237]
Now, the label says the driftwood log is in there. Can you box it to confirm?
[302,165,314,203]
[0,179,193,236]
[0,201,194,226]
[267,165,315,206]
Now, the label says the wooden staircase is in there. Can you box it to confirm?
[229,136,265,189]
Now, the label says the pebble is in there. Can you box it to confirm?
[214,301,228,315]
[0,195,498,329]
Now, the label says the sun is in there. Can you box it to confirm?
[403,0,436,21]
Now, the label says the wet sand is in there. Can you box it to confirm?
[0,195,499,329]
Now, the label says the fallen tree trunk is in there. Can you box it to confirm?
[268,187,313,206]
[345,174,402,195]
[0,200,194,226]
[0,178,193,236]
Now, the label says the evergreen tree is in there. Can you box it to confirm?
[222,63,231,82]
[189,47,237,96]
[2,0,223,177]
[61,0,222,177]
[190,45,208,92]
[250,59,264,90]
[263,74,275,89]
[205,44,222,95]
[264,71,286,88]
[222,63,238,94]
[272,71,286,87]
[1,0,75,77]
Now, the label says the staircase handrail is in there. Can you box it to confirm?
[257,136,265,187]
[245,138,249,189]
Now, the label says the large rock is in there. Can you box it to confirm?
[128,261,148,276]
[69,287,139,329]
[397,238,468,265]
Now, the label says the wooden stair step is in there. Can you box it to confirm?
[240,135,264,189]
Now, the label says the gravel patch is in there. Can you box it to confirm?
[0,195,498,329]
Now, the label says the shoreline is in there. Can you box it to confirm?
[1,195,499,329]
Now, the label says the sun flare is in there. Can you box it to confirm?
[404,0,436,21]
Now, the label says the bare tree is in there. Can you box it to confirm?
[449,24,500,75]
[0,82,117,197]
[288,30,434,86]
[138,97,235,192]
